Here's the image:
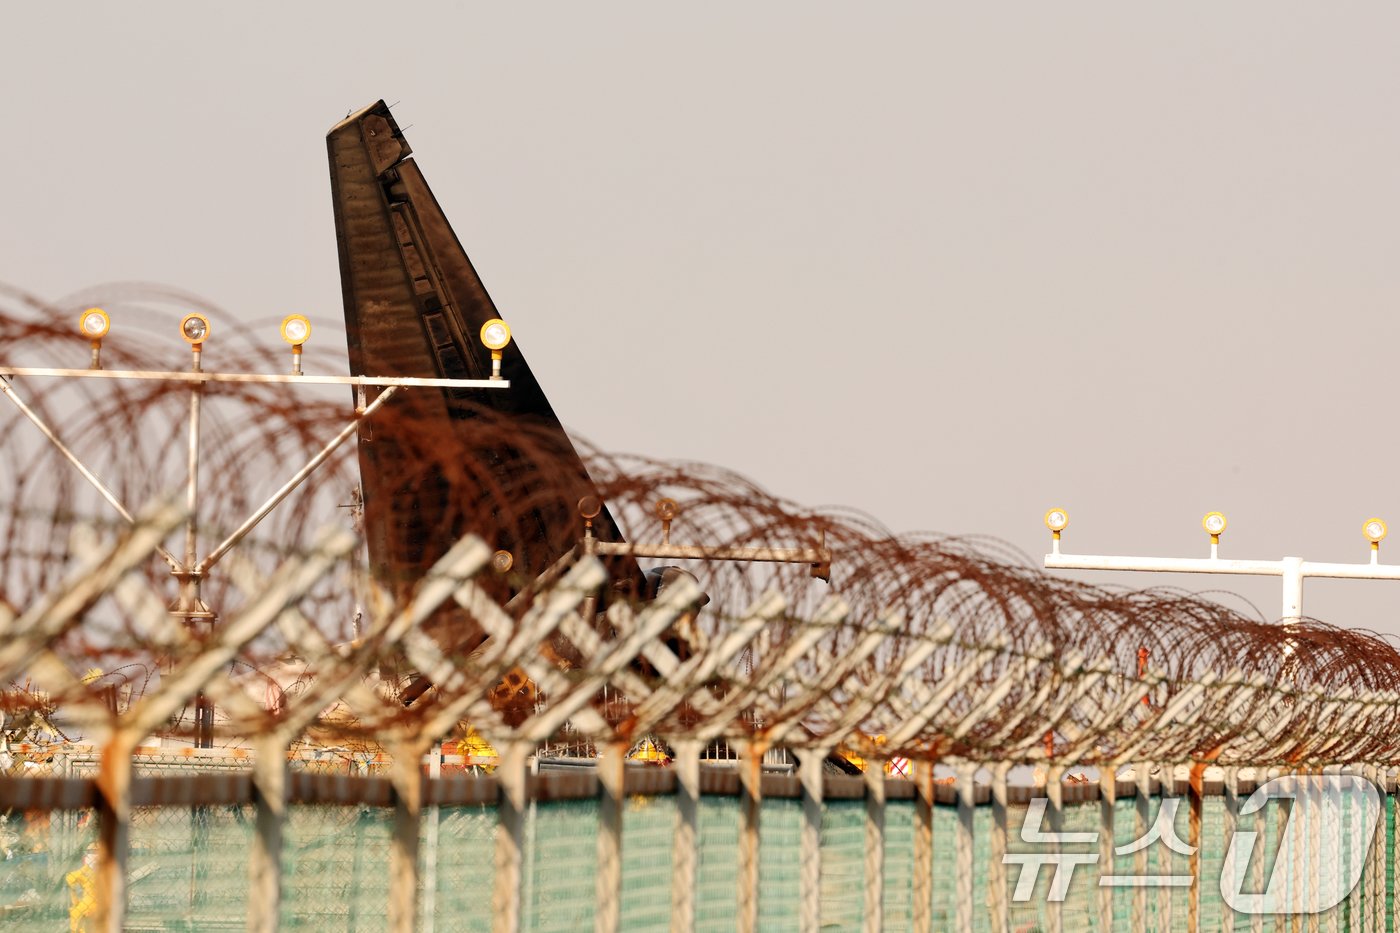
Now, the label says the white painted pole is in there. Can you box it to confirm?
[1282,556,1304,621]
[1046,546,1400,623]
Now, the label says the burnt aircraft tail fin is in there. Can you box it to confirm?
[328,100,635,621]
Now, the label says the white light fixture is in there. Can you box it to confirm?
[480,318,511,379]
[1044,508,1069,534]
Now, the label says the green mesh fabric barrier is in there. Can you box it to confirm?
[0,793,1388,930]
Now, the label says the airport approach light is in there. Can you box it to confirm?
[480,319,511,379]
[281,315,312,346]
[1202,512,1227,538]
[79,308,110,370]
[657,498,680,543]
[281,315,312,374]
[1365,518,1388,562]
[180,313,211,346]
[79,308,110,339]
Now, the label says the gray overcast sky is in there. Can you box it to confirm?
[5,3,1400,635]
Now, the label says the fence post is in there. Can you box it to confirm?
[1273,766,1289,933]
[492,742,531,933]
[1133,761,1151,933]
[737,741,765,933]
[1046,763,1064,933]
[388,742,424,933]
[94,733,136,932]
[988,761,1011,933]
[1188,761,1205,933]
[954,762,976,933]
[423,742,441,933]
[864,757,887,933]
[1099,765,1117,931]
[248,736,289,933]
[595,740,627,933]
[1158,763,1176,933]
[670,740,702,933]
[796,747,826,933]
[912,758,935,933]
[1222,765,1239,933]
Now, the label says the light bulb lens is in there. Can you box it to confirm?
[1043,508,1069,532]
[1364,519,1388,543]
[1203,512,1227,535]
[281,315,311,345]
[79,308,110,339]
[480,319,512,351]
[491,550,514,573]
[77,308,107,337]
[180,314,210,344]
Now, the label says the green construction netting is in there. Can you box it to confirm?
[0,793,1390,930]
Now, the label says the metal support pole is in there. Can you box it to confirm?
[1283,557,1304,621]
[595,741,626,933]
[1223,766,1239,933]
[1133,763,1151,933]
[1312,770,1327,933]
[954,763,976,933]
[492,743,530,933]
[1368,764,1385,933]
[670,741,701,933]
[796,748,825,933]
[389,744,424,933]
[1189,762,1205,933]
[248,735,288,933]
[988,762,1012,933]
[1274,767,1289,933]
[94,734,135,932]
[1099,766,1117,931]
[1253,767,1269,933]
[864,758,887,933]
[737,743,764,933]
[423,743,441,933]
[1159,764,1175,933]
[197,385,399,575]
[0,375,180,570]
[185,345,214,748]
[1046,764,1065,933]
[912,759,935,933]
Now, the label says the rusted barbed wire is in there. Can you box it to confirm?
[2,286,1400,770]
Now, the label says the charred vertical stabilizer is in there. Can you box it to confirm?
[327,100,632,627]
